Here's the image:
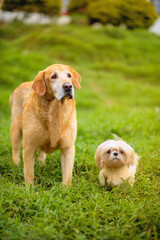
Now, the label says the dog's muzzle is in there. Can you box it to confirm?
[112,151,119,161]
[63,83,73,99]
[113,152,118,157]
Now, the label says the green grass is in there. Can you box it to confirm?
[0,22,160,239]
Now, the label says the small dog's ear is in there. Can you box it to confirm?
[127,149,137,167]
[101,160,104,168]
[68,66,81,89]
[95,147,103,169]
[32,71,46,96]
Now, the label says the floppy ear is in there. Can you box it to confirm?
[126,149,136,167]
[95,146,103,169]
[32,71,46,96]
[68,66,81,89]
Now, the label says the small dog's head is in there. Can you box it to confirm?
[32,64,81,100]
[95,138,138,169]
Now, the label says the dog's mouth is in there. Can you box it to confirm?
[62,93,73,100]
[112,157,119,161]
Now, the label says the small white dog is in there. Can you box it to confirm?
[95,137,139,187]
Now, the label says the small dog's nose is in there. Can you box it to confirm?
[63,83,72,91]
[113,152,118,156]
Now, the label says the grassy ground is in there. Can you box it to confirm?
[0,22,160,240]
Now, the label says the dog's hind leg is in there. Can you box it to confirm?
[10,118,22,165]
[37,149,46,165]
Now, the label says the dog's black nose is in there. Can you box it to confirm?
[63,83,72,91]
[113,152,118,156]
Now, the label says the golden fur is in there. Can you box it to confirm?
[10,64,81,186]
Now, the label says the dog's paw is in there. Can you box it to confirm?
[12,155,21,165]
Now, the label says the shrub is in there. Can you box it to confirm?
[68,0,87,13]
[87,0,121,25]
[120,0,158,28]
[87,0,158,28]
[43,0,61,15]
[1,0,27,11]
[1,0,61,15]
[22,0,45,13]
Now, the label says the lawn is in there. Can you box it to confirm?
[0,22,160,240]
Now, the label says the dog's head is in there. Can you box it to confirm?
[32,64,81,100]
[95,139,138,169]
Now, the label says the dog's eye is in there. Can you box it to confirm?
[107,150,111,154]
[67,73,71,78]
[120,150,124,154]
[51,73,57,79]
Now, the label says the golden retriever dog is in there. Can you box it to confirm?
[10,64,81,187]
[95,137,139,187]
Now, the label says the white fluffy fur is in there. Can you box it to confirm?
[95,137,139,187]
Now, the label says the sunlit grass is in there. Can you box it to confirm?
[0,22,160,239]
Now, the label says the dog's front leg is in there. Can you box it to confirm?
[23,145,36,186]
[99,170,106,186]
[60,145,75,187]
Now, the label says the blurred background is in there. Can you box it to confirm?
[0,0,159,27]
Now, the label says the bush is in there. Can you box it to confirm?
[68,0,87,13]
[87,0,158,29]
[1,0,61,15]
[87,0,121,25]
[22,0,45,13]
[43,0,61,15]
[1,0,27,11]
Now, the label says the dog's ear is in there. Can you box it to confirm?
[68,66,81,89]
[126,149,137,167]
[32,71,46,96]
[95,146,103,169]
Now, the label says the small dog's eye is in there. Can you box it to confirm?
[120,150,124,154]
[67,73,71,78]
[107,150,111,154]
[51,73,57,79]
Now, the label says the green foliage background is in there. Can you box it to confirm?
[0,22,160,239]
[68,0,87,12]
[1,0,61,15]
[69,0,158,28]
[87,0,158,28]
